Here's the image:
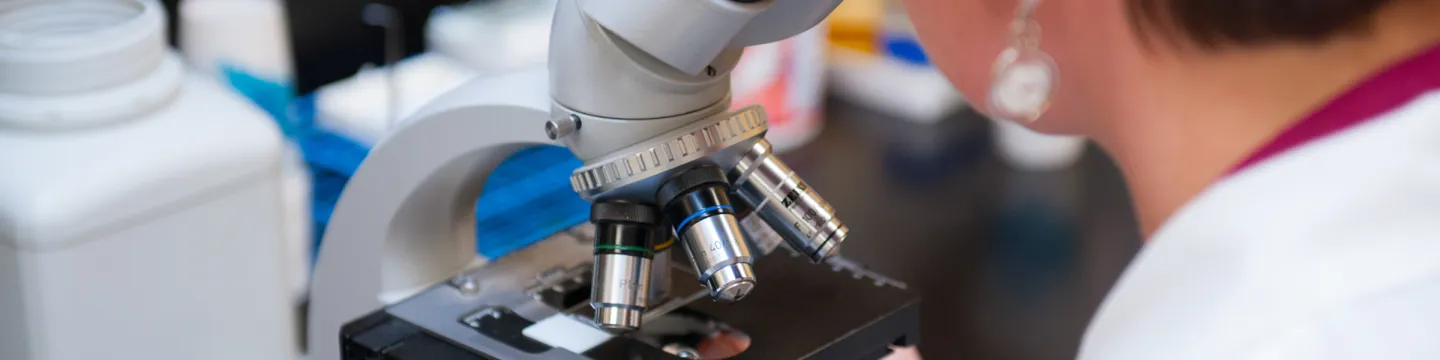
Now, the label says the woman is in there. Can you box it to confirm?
[893,0,1440,359]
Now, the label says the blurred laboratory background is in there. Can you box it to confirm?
[1,0,1142,359]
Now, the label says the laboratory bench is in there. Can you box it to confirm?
[779,99,1144,360]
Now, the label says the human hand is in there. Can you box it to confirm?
[881,345,923,360]
[696,329,751,359]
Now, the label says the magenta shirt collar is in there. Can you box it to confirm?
[1229,42,1440,175]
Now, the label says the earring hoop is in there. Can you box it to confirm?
[987,0,1058,123]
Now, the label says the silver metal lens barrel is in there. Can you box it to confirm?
[591,253,651,331]
[658,166,759,302]
[680,214,756,301]
[731,140,848,262]
[588,201,661,331]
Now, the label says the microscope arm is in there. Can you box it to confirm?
[307,69,559,360]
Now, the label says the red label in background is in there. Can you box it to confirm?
[731,24,828,152]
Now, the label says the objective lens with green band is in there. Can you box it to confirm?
[590,201,660,258]
[595,244,654,254]
[589,200,662,332]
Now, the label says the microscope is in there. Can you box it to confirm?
[307,0,920,358]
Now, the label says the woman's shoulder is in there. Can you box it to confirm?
[1165,90,1440,243]
[1084,97,1440,360]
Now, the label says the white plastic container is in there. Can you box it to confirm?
[314,0,557,146]
[992,120,1088,171]
[828,46,965,123]
[0,1,297,359]
[427,0,555,74]
[825,0,964,124]
[314,53,481,144]
[178,0,311,304]
[179,0,294,84]
[732,22,828,154]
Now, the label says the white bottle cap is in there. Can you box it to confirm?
[0,0,184,129]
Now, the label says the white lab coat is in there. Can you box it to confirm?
[1078,90,1440,360]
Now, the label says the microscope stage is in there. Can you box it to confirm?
[339,231,919,360]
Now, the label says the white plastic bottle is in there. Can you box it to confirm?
[179,0,294,86]
[0,1,297,359]
[178,0,312,306]
[314,0,559,145]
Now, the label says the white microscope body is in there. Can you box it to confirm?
[307,1,846,359]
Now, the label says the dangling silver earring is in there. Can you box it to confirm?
[988,0,1058,123]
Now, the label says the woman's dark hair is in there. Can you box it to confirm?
[1128,0,1398,48]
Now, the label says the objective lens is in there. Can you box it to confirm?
[730,139,848,263]
[589,201,660,332]
[657,166,757,302]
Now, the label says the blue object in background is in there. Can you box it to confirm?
[290,95,591,260]
[881,33,931,66]
[221,63,592,263]
[220,64,304,138]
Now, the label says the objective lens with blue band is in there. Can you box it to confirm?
[674,205,733,234]
[656,165,758,302]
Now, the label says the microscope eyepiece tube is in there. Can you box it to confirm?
[657,166,757,302]
[730,139,848,263]
[589,201,660,332]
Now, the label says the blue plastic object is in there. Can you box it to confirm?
[291,95,591,259]
[881,33,931,66]
[220,64,303,138]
